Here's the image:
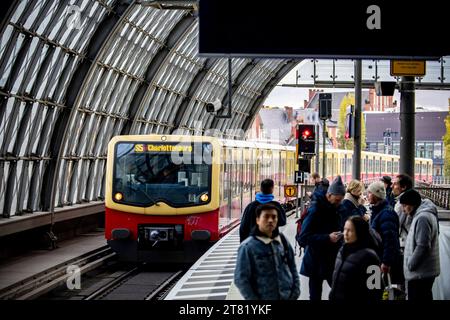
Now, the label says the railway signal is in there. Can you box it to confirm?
[297,124,316,155]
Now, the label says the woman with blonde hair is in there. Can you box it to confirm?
[339,179,370,229]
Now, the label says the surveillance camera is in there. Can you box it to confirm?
[205,98,222,113]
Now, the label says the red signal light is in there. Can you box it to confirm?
[303,130,310,136]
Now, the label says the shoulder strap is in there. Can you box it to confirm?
[279,233,290,257]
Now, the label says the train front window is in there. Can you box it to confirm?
[113,142,212,207]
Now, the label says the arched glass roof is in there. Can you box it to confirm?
[0,1,299,217]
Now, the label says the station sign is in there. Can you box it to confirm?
[294,171,304,184]
[390,60,426,76]
[284,185,298,197]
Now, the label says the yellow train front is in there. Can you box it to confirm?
[105,135,221,263]
[105,134,296,263]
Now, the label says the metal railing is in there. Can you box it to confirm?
[416,182,450,210]
[432,176,450,186]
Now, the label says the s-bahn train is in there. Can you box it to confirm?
[105,134,432,262]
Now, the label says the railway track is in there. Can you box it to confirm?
[0,246,116,300]
[80,267,185,300]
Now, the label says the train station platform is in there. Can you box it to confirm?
[166,210,450,300]
[0,231,106,293]
[165,212,330,300]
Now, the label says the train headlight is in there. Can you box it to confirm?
[114,192,123,201]
[200,193,209,202]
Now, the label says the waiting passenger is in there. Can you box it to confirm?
[298,175,345,300]
[399,189,440,300]
[307,173,329,199]
[381,176,395,208]
[234,204,300,300]
[367,181,402,284]
[392,174,414,249]
[329,216,382,301]
[339,179,369,229]
[239,179,286,242]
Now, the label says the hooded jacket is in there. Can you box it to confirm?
[404,199,440,281]
[239,193,286,242]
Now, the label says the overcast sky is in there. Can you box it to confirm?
[264,65,450,111]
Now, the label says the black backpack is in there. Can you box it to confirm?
[294,204,310,255]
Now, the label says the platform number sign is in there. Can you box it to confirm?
[284,185,298,198]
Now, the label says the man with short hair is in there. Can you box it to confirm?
[234,204,300,300]
[239,179,286,242]
[298,176,345,300]
[392,174,414,248]
[367,181,401,280]
[400,189,440,300]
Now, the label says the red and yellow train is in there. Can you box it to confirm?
[105,134,432,262]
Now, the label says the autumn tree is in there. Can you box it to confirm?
[444,111,450,177]
[337,93,366,150]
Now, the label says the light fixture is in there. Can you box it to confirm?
[114,192,123,201]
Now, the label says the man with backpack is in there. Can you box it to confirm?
[239,179,286,243]
[298,176,345,300]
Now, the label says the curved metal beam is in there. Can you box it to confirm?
[123,14,195,134]
[240,59,300,133]
[42,0,134,211]
[209,59,258,130]
[169,57,217,133]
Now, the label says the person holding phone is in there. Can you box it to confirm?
[298,176,345,300]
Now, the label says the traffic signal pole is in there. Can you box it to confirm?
[315,124,320,173]
[322,120,326,179]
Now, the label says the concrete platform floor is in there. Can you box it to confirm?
[0,231,107,291]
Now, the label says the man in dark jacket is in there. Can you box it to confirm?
[234,204,300,300]
[381,176,395,208]
[367,181,402,281]
[299,175,345,300]
[239,179,286,242]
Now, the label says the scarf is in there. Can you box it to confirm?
[344,192,359,208]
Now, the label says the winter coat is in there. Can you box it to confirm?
[404,199,440,281]
[234,231,300,300]
[395,192,413,248]
[239,194,286,242]
[329,243,382,301]
[386,186,395,208]
[298,190,342,278]
[339,193,367,229]
[370,200,401,267]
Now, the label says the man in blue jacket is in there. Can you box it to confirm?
[367,181,402,282]
[239,179,286,242]
[299,176,345,300]
[234,203,300,300]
